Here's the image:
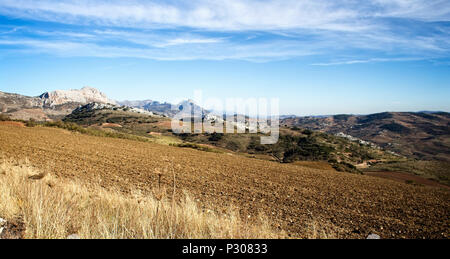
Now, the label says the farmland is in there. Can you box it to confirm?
[0,122,449,238]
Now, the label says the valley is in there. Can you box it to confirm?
[1,87,449,239]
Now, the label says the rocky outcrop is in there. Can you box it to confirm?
[0,217,6,236]
[70,102,155,116]
[40,87,116,107]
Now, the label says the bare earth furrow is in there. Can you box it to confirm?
[0,123,448,238]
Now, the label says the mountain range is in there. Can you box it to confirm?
[1,87,449,162]
[0,87,116,121]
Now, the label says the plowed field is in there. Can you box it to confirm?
[0,123,448,238]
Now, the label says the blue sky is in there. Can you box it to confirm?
[0,0,449,115]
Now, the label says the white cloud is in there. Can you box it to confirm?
[154,37,225,47]
[0,27,20,35]
[0,0,448,31]
[0,37,316,61]
[0,0,377,31]
[311,57,425,66]
[0,0,448,62]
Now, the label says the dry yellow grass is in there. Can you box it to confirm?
[0,158,282,239]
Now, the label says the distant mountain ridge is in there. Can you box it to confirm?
[2,88,449,162]
[118,99,208,118]
[0,87,212,121]
[282,112,450,161]
[118,100,174,117]
[0,87,115,121]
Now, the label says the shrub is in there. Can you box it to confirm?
[170,143,216,153]
[333,114,351,121]
[208,132,223,142]
[331,161,361,174]
[0,114,11,121]
[380,123,411,134]
[225,140,241,152]
[25,119,37,127]
[302,129,313,136]
[358,112,393,123]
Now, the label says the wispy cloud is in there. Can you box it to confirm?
[0,36,317,62]
[0,0,449,62]
[0,0,363,31]
[311,57,425,66]
[372,0,450,21]
[0,26,20,35]
[0,0,448,30]
[154,37,225,48]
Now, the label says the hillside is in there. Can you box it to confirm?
[62,102,177,141]
[3,87,449,182]
[176,128,400,173]
[0,122,448,238]
[62,103,400,174]
[282,112,450,162]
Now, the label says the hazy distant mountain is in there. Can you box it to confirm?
[282,112,450,161]
[118,99,207,118]
[118,100,174,116]
[118,100,154,109]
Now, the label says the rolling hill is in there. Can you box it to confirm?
[60,102,402,174]
[2,88,449,184]
[0,122,448,238]
[282,112,450,162]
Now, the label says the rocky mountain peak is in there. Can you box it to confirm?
[40,87,116,107]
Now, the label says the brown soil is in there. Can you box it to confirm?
[156,120,172,129]
[365,171,450,190]
[0,124,448,239]
[0,219,25,239]
[293,161,336,171]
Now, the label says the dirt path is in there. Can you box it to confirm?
[0,124,449,239]
[0,121,25,127]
